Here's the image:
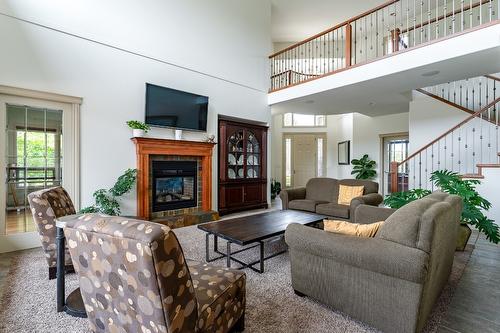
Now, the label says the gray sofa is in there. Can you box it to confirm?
[285,192,462,333]
[280,177,383,221]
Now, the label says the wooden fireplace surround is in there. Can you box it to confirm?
[131,137,216,219]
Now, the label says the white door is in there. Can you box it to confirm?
[284,134,326,188]
[0,94,79,248]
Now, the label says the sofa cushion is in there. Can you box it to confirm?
[316,203,350,219]
[188,260,246,332]
[305,178,339,202]
[339,179,378,195]
[289,199,326,212]
[376,196,458,252]
[337,185,364,205]
[324,219,384,237]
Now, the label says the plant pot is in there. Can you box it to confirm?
[132,129,145,137]
[456,223,472,251]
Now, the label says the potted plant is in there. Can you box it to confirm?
[126,120,150,137]
[384,170,499,249]
[351,154,376,180]
[271,179,282,200]
[80,169,137,216]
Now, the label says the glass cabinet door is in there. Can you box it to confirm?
[227,130,244,179]
[246,131,260,179]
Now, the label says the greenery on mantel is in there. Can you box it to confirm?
[384,170,499,244]
[126,120,150,132]
[80,168,137,216]
[350,154,376,180]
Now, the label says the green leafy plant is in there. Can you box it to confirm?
[384,170,499,244]
[351,154,376,180]
[271,179,282,200]
[383,188,432,209]
[431,170,499,244]
[126,120,150,132]
[81,169,137,216]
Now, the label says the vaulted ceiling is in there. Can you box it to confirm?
[271,0,387,42]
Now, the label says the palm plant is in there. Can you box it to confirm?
[383,188,431,209]
[384,170,499,244]
[351,154,376,180]
[431,170,499,244]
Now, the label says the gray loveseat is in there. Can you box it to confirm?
[284,192,462,333]
[280,177,383,221]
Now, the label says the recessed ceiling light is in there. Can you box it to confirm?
[422,70,440,77]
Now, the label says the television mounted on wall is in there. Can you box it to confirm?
[145,83,208,131]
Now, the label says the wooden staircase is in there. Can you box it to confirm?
[390,84,500,192]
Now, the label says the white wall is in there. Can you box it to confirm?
[476,168,500,226]
[409,91,469,153]
[352,112,409,185]
[0,0,272,215]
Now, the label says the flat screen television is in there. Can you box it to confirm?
[145,83,208,131]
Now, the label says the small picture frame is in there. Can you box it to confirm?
[338,140,350,165]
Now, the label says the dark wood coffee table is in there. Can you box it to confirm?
[198,210,327,273]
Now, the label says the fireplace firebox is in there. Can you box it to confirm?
[152,160,197,212]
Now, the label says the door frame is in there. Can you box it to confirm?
[282,132,327,188]
[0,85,82,253]
[379,132,409,196]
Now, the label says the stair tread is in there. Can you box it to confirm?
[477,164,500,167]
[461,173,485,179]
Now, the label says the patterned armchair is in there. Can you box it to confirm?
[64,214,246,333]
[27,186,76,279]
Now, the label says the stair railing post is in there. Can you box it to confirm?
[345,22,352,67]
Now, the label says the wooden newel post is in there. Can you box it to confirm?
[390,28,401,52]
[345,23,352,67]
[390,162,399,193]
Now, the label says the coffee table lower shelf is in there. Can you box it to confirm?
[204,233,285,274]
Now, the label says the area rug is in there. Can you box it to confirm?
[0,226,475,333]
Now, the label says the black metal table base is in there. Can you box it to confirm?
[56,226,87,318]
[205,233,285,273]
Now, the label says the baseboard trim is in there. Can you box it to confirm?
[0,232,41,253]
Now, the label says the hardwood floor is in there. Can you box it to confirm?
[5,210,36,234]
[436,233,500,333]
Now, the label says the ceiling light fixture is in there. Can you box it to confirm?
[421,70,440,77]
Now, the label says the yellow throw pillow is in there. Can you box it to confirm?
[337,184,364,205]
[324,219,384,238]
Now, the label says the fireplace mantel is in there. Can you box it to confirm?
[131,137,216,219]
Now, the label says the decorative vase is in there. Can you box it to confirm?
[456,223,472,251]
[132,129,145,137]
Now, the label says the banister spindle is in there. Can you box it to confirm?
[461,0,465,32]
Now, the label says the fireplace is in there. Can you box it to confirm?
[152,160,197,212]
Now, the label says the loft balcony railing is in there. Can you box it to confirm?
[269,0,500,92]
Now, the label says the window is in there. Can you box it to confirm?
[283,113,326,127]
[285,138,292,187]
[317,138,324,177]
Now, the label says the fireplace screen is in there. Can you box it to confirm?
[152,161,197,212]
[156,177,194,202]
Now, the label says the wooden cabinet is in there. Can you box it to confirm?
[218,119,268,215]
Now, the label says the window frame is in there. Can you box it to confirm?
[282,113,327,128]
